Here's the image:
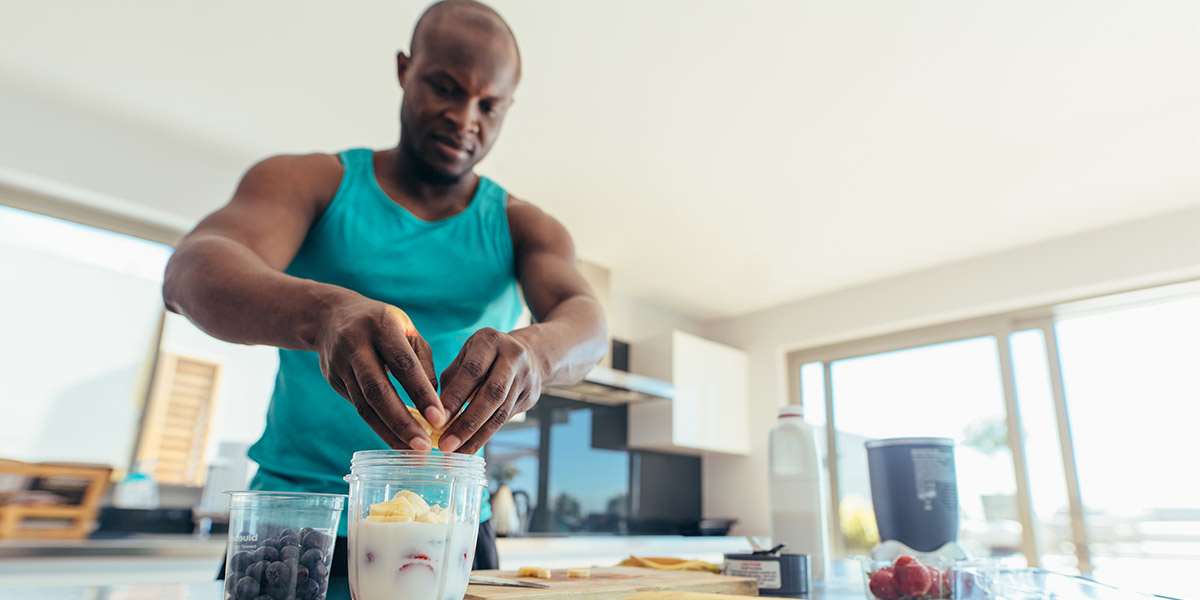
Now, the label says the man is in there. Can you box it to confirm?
[163,0,607,575]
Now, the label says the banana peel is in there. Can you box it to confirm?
[616,556,722,574]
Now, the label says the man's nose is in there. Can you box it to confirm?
[444,100,482,135]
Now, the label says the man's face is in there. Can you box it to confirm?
[398,27,519,182]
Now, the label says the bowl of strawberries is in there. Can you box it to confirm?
[859,540,983,600]
[863,555,956,600]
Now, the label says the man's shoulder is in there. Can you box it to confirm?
[503,194,572,252]
[504,194,552,228]
[242,152,345,201]
[256,152,344,178]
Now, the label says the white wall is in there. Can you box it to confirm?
[699,206,1200,537]
[610,291,706,344]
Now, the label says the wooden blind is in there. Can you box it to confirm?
[134,353,220,486]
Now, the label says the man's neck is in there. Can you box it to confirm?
[377,146,479,220]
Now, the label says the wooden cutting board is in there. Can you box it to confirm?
[465,567,758,599]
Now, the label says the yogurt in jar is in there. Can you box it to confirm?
[349,491,477,600]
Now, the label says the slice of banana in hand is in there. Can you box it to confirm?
[407,405,448,447]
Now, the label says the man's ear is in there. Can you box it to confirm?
[397,51,412,89]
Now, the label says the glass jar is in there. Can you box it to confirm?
[344,450,487,600]
[224,491,345,600]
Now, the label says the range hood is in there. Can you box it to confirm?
[541,364,675,405]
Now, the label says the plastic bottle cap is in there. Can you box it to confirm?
[778,405,805,418]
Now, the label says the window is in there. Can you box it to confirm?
[790,280,1200,599]
[484,396,702,536]
[1052,290,1200,598]
[0,205,171,471]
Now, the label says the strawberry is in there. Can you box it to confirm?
[868,567,900,600]
[893,555,917,569]
[895,562,933,597]
[927,566,944,599]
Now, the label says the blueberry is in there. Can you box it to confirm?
[299,548,323,570]
[279,528,296,539]
[246,560,267,582]
[263,537,282,550]
[253,597,274,600]
[230,551,254,572]
[265,561,291,585]
[299,527,314,538]
[253,545,280,563]
[295,564,309,584]
[309,559,328,583]
[283,557,300,571]
[235,576,260,600]
[301,530,328,550]
[279,545,300,561]
[296,579,320,600]
[280,534,301,548]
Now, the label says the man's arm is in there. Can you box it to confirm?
[163,154,444,450]
[436,199,609,453]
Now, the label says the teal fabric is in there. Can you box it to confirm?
[247,148,521,535]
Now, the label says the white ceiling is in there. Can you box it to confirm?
[3,1,1198,320]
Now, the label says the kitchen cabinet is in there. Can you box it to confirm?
[628,330,750,455]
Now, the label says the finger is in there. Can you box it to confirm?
[376,331,444,430]
[513,386,537,415]
[440,361,516,453]
[439,333,499,418]
[320,356,351,400]
[338,364,408,449]
[325,370,350,401]
[351,353,431,452]
[456,386,526,455]
[410,334,439,393]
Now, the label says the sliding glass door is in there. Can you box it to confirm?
[791,281,1200,599]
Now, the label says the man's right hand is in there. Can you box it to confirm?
[313,296,445,451]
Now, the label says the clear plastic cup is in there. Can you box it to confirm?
[224,491,346,600]
[344,450,487,600]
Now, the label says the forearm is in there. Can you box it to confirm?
[509,295,608,386]
[162,235,354,351]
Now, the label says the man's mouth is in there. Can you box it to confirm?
[430,134,473,159]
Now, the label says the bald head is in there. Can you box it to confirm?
[410,0,521,80]
[394,0,521,183]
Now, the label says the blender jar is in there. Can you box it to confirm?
[224,490,346,600]
[344,450,487,600]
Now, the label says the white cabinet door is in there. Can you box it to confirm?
[628,330,749,455]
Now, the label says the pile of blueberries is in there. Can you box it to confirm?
[226,526,335,600]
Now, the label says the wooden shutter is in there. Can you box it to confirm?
[134,353,220,486]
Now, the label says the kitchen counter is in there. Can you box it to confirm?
[0,534,754,586]
[0,534,226,558]
[0,561,870,599]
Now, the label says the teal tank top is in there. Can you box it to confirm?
[247,148,522,533]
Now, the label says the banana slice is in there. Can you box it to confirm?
[517,566,552,578]
[406,405,448,447]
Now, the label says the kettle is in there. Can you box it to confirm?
[491,484,530,537]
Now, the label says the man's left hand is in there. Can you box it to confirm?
[437,327,543,453]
